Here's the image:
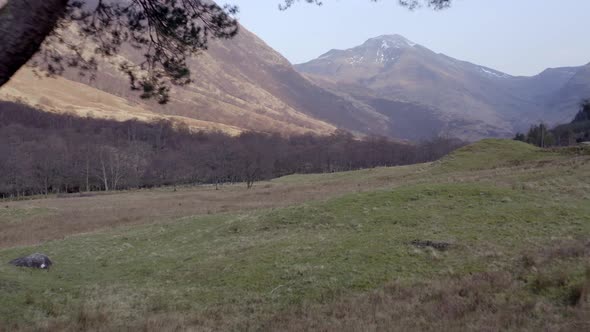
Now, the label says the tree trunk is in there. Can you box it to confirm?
[0,0,69,88]
[100,157,109,191]
[85,154,90,192]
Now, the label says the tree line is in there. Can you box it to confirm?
[514,100,590,147]
[0,101,464,198]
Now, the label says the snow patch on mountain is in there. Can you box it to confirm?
[379,37,415,49]
[347,55,365,65]
[370,35,417,49]
[480,67,510,79]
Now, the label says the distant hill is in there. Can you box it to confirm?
[546,64,590,121]
[296,34,590,140]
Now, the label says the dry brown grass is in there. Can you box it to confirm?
[258,239,590,332]
[0,68,244,135]
[0,165,425,248]
[261,275,588,332]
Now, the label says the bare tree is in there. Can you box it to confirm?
[0,101,465,198]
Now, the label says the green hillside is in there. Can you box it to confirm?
[434,139,546,171]
[1,139,590,331]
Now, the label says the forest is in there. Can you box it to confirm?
[0,101,464,198]
[515,100,590,147]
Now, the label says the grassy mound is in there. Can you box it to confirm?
[435,139,553,172]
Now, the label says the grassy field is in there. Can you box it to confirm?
[1,139,590,331]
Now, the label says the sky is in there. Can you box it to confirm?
[228,0,590,76]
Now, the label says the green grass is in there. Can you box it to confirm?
[274,163,425,185]
[433,138,556,172]
[1,139,590,330]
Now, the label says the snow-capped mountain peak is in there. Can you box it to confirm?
[369,34,417,49]
[309,34,417,66]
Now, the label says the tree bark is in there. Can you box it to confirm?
[0,0,68,88]
[85,153,90,192]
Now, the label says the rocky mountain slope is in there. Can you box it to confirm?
[2,24,398,138]
[296,34,590,140]
[546,64,590,120]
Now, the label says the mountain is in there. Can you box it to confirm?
[546,64,590,121]
[2,27,589,141]
[296,35,590,140]
[1,24,401,139]
[0,67,244,135]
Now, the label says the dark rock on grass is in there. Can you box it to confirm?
[411,240,451,251]
[9,253,52,269]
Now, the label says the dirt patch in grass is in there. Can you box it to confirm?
[410,240,451,251]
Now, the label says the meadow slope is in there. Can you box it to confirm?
[1,140,590,331]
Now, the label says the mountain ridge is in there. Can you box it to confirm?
[2,24,363,137]
[295,34,590,140]
[2,28,589,142]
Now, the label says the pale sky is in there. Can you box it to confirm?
[229,0,590,76]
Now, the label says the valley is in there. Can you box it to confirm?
[1,2,589,331]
